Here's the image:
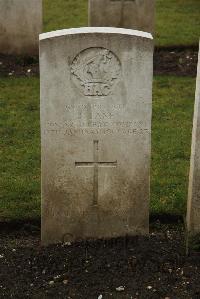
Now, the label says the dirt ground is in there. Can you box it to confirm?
[0,223,200,299]
[154,47,198,77]
[0,48,198,78]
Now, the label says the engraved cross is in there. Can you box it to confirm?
[75,140,117,206]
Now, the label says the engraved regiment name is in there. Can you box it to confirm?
[71,47,121,97]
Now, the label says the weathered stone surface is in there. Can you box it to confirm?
[40,27,153,245]
[187,43,200,237]
[0,0,42,55]
[89,0,155,34]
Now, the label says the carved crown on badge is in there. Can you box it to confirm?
[71,47,121,97]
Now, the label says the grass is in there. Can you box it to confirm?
[155,0,200,47]
[43,0,200,47]
[0,76,196,221]
[151,76,195,215]
[0,78,40,220]
[43,0,88,33]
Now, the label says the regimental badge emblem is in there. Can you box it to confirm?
[71,47,121,97]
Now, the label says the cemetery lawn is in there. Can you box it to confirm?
[43,0,200,47]
[0,76,196,222]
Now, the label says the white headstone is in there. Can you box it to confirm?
[89,0,155,34]
[0,0,42,55]
[40,27,153,245]
[187,42,200,237]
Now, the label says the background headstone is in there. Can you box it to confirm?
[187,42,200,238]
[40,27,153,245]
[0,0,42,55]
[89,0,155,34]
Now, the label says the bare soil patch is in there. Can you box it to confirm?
[0,224,200,299]
[154,47,198,77]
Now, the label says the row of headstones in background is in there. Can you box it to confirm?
[40,28,153,245]
[89,0,155,34]
[0,0,42,55]
[0,0,155,56]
